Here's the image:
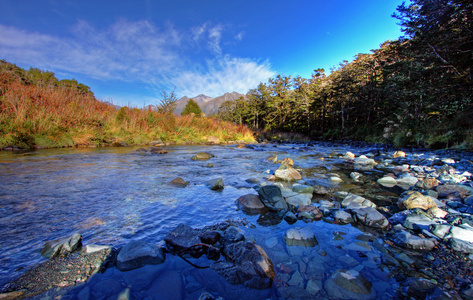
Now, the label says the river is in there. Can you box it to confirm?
[1,143,455,299]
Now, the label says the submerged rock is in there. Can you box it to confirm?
[208,178,224,190]
[164,224,201,251]
[117,240,165,271]
[350,207,389,229]
[284,226,318,247]
[191,152,215,160]
[41,233,82,259]
[258,185,288,211]
[392,231,437,251]
[324,269,376,300]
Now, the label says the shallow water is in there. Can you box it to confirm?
[0,144,399,298]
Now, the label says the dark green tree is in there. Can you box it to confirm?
[181,99,202,116]
[157,88,178,114]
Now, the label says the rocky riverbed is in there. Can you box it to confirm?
[1,142,473,299]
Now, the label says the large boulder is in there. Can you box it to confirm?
[350,207,389,229]
[117,240,166,271]
[398,191,437,210]
[191,152,215,160]
[284,226,318,247]
[258,185,288,211]
[236,194,268,214]
[324,269,376,300]
[40,233,82,259]
[211,241,275,289]
[274,164,302,181]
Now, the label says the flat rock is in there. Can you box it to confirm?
[285,193,312,207]
[117,240,165,271]
[392,231,437,251]
[284,226,318,247]
[296,205,323,220]
[377,176,397,187]
[333,209,355,224]
[403,214,437,231]
[165,224,201,251]
[437,184,472,198]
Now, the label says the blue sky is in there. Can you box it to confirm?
[0,0,404,107]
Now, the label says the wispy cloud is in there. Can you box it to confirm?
[0,20,274,101]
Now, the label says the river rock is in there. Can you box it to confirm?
[377,176,397,187]
[274,164,302,181]
[344,151,356,159]
[396,174,418,188]
[430,224,452,239]
[236,194,267,214]
[446,225,473,253]
[284,226,318,247]
[333,209,355,224]
[170,177,189,187]
[437,184,471,198]
[85,244,111,254]
[324,269,376,300]
[392,231,437,250]
[165,224,201,251]
[416,177,440,190]
[398,191,437,210]
[403,214,438,231]
[350,207,389,229]
[285,193,312,207]
[258,185,288,211]
[208,178,224,190]
[278,157,294,166]
[297,205,323,220]
[266,155,278,163]
[211,241,275,289]
[312,184,333,196]
[354,155,377,167]
[41,233,82,258]
[191,152,215,160]
[117,240,166,271]
[341,193,376,209]
[284,211,298,224]
[393,150,406,158]
[292,184,314,194]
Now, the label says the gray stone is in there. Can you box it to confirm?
[236,194,267,214]
[41,233,82,258]
[446,225,473,253]
[165,224,201,251]
[396,174,418,188]
[350,172,363,181]
[117,240,165,271]
[403,214,437,231]
[258,185,288,211]
[324,269,376,300]
[342,194,376,209]
[208,178,224,190]
[285,193,312,207]
[392,231,437,251]
[284,211,298,224]
[350,207,389,229]
[437,184,472,198]
[284,226,318,247]
[191,152,215,160]
[377,176,397,187]
[312,184,333,195]
[292,184,314,194]
[84,244,111,254]
[430,224,452,239]
[274,163,302,181]
[333,209,354,224]
[297,205,323,220]
[354,155,377,166]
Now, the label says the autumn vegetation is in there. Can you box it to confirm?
[0,61,254,149]
[218,0,473,149]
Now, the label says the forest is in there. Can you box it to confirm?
[217,0,473,149]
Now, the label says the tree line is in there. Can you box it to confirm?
[217,0,472,148]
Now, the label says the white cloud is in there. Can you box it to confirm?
[0,20,274,102]
[174,56,275,97]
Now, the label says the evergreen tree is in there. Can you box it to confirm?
[181,99,202,116]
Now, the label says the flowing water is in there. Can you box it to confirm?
[0,144,400,299]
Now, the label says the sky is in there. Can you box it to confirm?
[0,0,404,107]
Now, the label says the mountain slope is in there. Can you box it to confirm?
[174,92,244,116]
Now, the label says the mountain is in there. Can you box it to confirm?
[174,92,244,116]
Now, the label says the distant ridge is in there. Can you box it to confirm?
[174,91,244,116]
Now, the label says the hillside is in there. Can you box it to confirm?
[174,92,244,116]
[0,60,254,149]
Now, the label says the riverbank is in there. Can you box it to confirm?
[1,143,473,299]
